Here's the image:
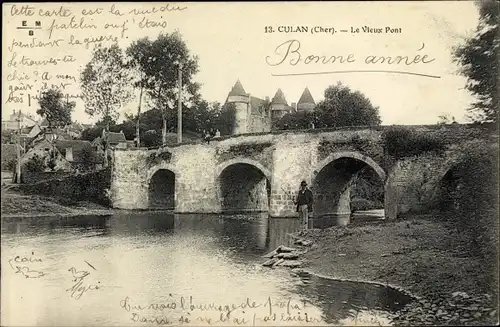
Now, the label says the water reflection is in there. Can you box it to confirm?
[312,214,350,228]
[1,211,410,326]
[295,273,412,325]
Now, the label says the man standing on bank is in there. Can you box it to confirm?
[295,181,313,230]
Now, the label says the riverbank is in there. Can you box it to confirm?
[0,189,118,219]
[293,217,499,326]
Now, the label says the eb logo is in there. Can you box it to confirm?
[20,20,42,36]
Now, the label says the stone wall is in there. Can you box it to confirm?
[111,145,220,213]
[249,113,271,134]
[110,150,149,209]
[15,168,111,205]
[233,101,249,135]
[270,134,320,217]
[110,124,497,218]
[172,144,219,213]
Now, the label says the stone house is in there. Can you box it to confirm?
[93,130,132,150]
[1,110,37,131]
[55,140,103,172]
[20,138,70,173]
[20,133,102,174]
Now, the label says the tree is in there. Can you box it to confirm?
[315,82,381,128]
[182,100,222,134]
[142,130,162,147]
[214,103,236,136]
[80,145,98,164]
[46,150,57,171]
[453,0,499,123]
[37,88,74,128]
[95,116,117,127]
[80,44,133,167]
[81,126,103,141]
[275,111,316,130]
[110,120,136,140]
[125,37,156,147]
[126,31,200,146]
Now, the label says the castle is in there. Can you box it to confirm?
[225,80,316,135]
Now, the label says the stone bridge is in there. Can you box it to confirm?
[109,124,497,219]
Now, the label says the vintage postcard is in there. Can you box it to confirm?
[1,1,499,326]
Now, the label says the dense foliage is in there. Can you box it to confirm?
[350,168,385,211]
[126,33,200,145]
[37,88,75,128]
[438,145,499,260]
[274,111,316,130]
[382,127,447,158]
[275,82,381,130]
[81,44,133,166]
[24,154,47,172]
[453,0,499,123]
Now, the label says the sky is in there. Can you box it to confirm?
[2,1,480,125]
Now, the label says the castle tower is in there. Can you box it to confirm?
[297,87,315,112]
[226,79,250,134]
[271,88,290,121]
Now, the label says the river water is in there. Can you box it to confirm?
[1,211,413,326]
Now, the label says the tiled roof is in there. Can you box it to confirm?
[250,96,267,115]
[20,127,32,134]
[271,88,288,105]
[39,118,50,127]
[298,87,315,105]
[228,80,247,97]
[106,131,127,143]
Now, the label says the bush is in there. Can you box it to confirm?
[5,158,16,172]
[438,145,498,260]
[382,127,446,158]
[16,168,112,206]
[142,130,162,147]
[215,103,236,136]
[351,198,376,211]
[24,154,47,172]
[274,111,316,130]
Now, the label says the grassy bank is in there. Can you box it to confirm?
[1,189,116,218]
[295,216,498,326]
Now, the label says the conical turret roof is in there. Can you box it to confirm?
[228,79,247,96]
[298,87,315,105]
[271,88,288,105]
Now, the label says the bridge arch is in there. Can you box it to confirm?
[313,151,386,181]
[215,158,272,213]
[312,151,387,220]
[147,164,178,210]
[430,152,475,213]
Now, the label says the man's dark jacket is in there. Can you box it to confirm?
[296,188,313,213]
